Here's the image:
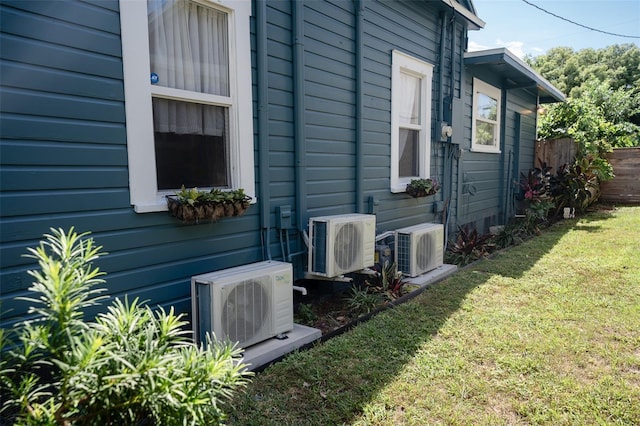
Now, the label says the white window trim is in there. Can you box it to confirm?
[471,78,502,154]
[390,50,434,193]
[120,0,255,213]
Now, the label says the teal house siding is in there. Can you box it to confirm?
[0,0,263,327]
[304,0,358,217]
[361,0,443,230]
[0,0,562,330]
[462,48,563,231]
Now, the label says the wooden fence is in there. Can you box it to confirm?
[600,147,640,204]
[535,138,577,172]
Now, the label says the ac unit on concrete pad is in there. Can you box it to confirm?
[395,223,444,277]
[191,261,293,349]
[308,214,376,278]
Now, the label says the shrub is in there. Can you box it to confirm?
[0,228,251,425]
[365,261,405,302]
[345,287,386,316]
[445,226,496,266]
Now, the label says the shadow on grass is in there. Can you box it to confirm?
[225,219,573,425]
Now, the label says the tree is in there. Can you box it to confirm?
[527,44,640,97]
[528,44,640,148]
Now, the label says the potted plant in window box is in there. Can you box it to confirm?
[405,178,440,198]
[167,186,251,224]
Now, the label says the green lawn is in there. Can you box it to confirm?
[226,206,640,425]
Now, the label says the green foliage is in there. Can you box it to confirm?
[176,186,251,205]
[294,303,317,326]
[531,45,640,149]
[345,262,406,315]
[517,164,552,203]
[538,82,640,150]
[366,261,405,302]
[445,226,495,266]
[527,44,640,98]
[549,162,597,216]
[345,287,385,316]
[493,221,528,250]
[1,228,251,425]
[405,178,441,198]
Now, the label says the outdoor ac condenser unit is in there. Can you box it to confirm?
[395,223,444,277]
[308,213,376,278]
[191,261,293,349]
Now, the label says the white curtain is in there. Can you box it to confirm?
[148,0,229,136]
[399,72,420,125]
[398,72,420,174]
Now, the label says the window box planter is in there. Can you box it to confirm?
[167,187,251,224]
[405,178,440,198]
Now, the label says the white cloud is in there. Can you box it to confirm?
[468,38,529,59]
[496,39,525,59]
[468,40,490,52]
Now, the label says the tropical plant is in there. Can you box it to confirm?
[445,226,495,266]
[549,162,595,216]
[345,286,386,316]
[517,164,552,203]
[365,261,405,301]
[0,228,251,425]
[493,221,528,249]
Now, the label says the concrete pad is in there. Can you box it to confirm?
[241,323,321,371]
[403,264,458,287]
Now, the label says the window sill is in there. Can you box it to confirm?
[470,147,501,154]
[133,200,169,213]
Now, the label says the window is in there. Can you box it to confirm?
[120,0,254,213]
[471,78,501,153]
[390,51,434,193]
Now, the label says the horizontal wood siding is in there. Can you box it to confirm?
[460,74,538,231]
[360,0,444,231]
[1,0,505,329]
[303,0,357,217]
[0,0,263,328]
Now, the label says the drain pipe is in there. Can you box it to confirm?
[445,13,457,245]
[456,25,465,229]
[292,285,307,296]
[256,0,271,260]
[438,12,446,129]
[355,0,365,213]
[438,11,450,245]
[293,0,307,234]
[497,88,508,224]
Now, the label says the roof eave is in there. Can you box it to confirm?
[464,48,565,103]
[440,0,485,30]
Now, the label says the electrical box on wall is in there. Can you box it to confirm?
[440,122,453,142]
[276,205,292,229]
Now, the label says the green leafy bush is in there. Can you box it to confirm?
[445,226,496,266]
[345,287,386,316]
[1,228,251,425]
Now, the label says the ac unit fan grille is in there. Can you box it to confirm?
[221,279,270,345]
[396,233,411,273]
[311,222,328,274]
[416,233,433,270]
[334,223,361,271]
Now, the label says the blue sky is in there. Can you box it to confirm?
[468,0,640,58]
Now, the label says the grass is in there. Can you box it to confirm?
[225,206,640,425]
